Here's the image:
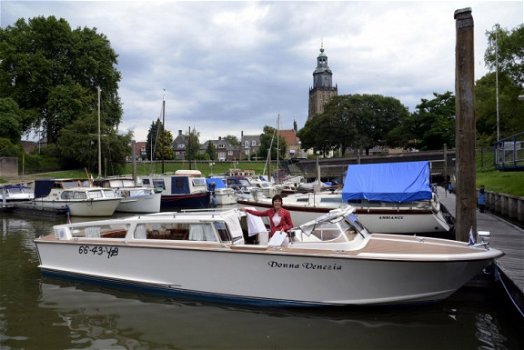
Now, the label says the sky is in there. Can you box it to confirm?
[1,0,523,143]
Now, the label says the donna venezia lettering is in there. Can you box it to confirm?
[268,261,342,271]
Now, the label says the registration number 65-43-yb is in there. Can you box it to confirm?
[78,245,119,259]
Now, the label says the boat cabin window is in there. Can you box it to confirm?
[320,197,343,204]
[70,223,130,239]
[61,191,88,200]
[142,179,150,186]
[192,178,207,187]
[103,189,117,198]
[214,221,232,242]
[87,190,104,199]
[134,222,217,242]
[152,179,165,190]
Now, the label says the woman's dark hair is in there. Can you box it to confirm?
[272,194,283,205]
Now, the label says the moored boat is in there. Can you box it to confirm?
[0,183,34,202]
[238,161,452,236]
[34,206,502,306]
[25,178,122,217]
[140,170,210,210]
[95,176,161,213]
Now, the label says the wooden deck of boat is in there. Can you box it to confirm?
[437,186,524,309]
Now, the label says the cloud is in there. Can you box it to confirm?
[2,0,522,143]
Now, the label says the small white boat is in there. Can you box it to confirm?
[95,177,161,213]
[34,206,502,306]
[28,179,122,217]
[206,177,236,206]
[0,184,34,202]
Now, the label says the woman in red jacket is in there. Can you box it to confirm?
[240,194,294,238]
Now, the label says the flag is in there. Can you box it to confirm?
[467,227,476,246]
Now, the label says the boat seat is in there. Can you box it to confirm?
[168,228,189,240]
[101,229,127,239]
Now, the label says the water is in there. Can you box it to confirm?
[1,211,523,350]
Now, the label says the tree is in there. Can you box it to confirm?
[0,16,122,143]
[475,72,524,144]
[298,94,408,155]
[0,97,25,143]
[56,113,132,175]
[485,24,524,86]
[258,126,286,160]
[406,92,456,150]
[155,129,174,161]
[224,135,240,147]
[146,119,161,160]
[206,141,217,161]
[185,129,200,161]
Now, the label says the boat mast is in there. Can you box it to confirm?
[276,113,280,184]
[97,86,102,178]
[161,89,166,174]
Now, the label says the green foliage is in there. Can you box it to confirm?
[259,126,286,160]
[0,98,25,143]
[146,119,161,160]
[485,24,524,86]
[155,129,174,161]
[206,141,217,160]
[400,92,456,151]
[475,72,524,144]
[224,135,240,147]
[56,113,132,175]
[0,137,21,157]
[21,153,61,173]
[0,16,122,143]
[299,94,408,155]
[185,129,200,161]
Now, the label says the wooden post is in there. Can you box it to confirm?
[454,8,477,242]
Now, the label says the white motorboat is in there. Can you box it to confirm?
[34,206,502,306]
[237,190,451,235]
[238,161,452,236]
[0,184,34,202]
[27,179,122,217]
[206,177,237,206]
[95,176,161,213]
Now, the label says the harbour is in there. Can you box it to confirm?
[1,208,523,349]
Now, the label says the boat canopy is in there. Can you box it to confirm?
[206,177,227,190]
[341,161,432,203]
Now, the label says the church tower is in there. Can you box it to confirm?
[308,45,338,120]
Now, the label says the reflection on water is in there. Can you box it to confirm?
[0,212,523,349]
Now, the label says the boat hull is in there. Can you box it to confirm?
[34,240,494,306]
[117,193,161,213]
[160,192,211,209]
[30,198,121,217]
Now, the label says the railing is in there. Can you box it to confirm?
[494,131,524,171]
[485,190,524,223]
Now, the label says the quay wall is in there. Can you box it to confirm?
[486,191,524,223]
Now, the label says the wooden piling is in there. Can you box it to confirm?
[454,8,477,242]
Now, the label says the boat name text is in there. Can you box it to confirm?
[378,215,404,220]
[268,261,342,271]
[78,245,119,259]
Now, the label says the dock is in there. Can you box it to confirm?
[437,186,524,315]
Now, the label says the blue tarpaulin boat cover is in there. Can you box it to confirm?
[206,177,227,190]
[342,161,432,203]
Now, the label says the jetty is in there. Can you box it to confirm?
[437,186,524,315]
